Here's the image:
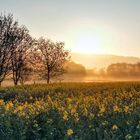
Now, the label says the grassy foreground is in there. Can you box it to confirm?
[0,82,140,140]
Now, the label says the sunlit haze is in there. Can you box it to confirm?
[1,0,140,56]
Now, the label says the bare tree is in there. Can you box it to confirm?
[37,38,69,83]
[10,28,33,85]
[0,13,20,85]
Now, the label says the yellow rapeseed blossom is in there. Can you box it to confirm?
[124,106,129,113]
[112,125,118,130]
[5,101,13,111]
[67,129,73,136]
[0,83,140,139]
[71,108,76,114]
[63,111,68,120]
[0,99,4,105]
[99,105,105,113]
[83,108,88,116]
[14,105,24,113]
[113,105,121,112]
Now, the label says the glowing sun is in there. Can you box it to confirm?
[73,32,103,54]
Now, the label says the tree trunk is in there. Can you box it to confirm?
[14,80,18,86]
[47,70,50,84]
[13,71,19,86]
[13,75,18,86]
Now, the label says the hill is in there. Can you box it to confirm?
[71,53,140,68]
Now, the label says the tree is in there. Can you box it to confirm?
[64,61,86,75]
[106,63,140,79]
[37,38,69,83]
[0,13,20,85]
[10,27,33,85]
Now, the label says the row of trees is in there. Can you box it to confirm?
[0,13,69,85]
[106,63,140,78]
[86,63,140,79]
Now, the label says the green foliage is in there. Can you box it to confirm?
[0,82,140,139]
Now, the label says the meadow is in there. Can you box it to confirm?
[0,82,140,140]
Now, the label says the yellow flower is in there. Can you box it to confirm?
[5,102,13,111]
[63,111,68,120]
[0,99,4,105]
[71,108,76,114]
[113,105,121,112]
[47,95,52,102]
[14,105,23,113]
[17,105,23,111]
[99,105,105,113]
[112,124,118,130]
[124,106,129,113]
[67,129,73,136]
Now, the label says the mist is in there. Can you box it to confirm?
[60,62,140,82]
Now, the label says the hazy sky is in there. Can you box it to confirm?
[1,0,140,56]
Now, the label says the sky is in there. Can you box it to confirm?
[0,0,140,57]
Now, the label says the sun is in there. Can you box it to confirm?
[73,32,103,54]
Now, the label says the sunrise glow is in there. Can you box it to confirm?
[72,31,103,54]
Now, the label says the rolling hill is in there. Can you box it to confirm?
[71,53,140,68]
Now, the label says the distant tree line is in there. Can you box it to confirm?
[87,63,140,79]
[0,13,69,85]
[106,63,140,79]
